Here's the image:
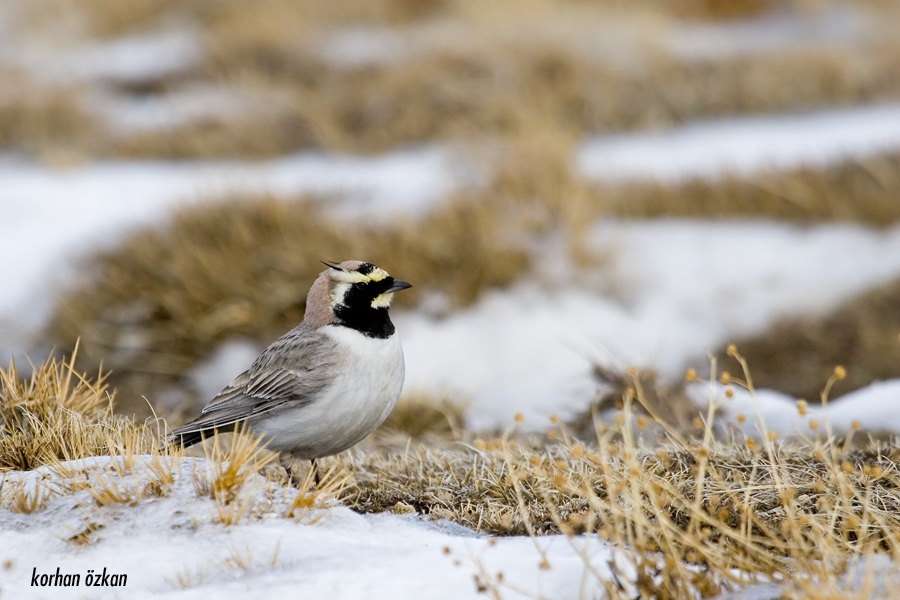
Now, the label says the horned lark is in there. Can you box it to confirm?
[170,260,411,479]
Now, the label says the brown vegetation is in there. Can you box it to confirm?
[594,150,900,227]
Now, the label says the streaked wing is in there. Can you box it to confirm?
[171,326,338,438]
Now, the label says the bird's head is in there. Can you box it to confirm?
[304,260,412,333]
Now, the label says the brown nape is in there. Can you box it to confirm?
[302,269,340,329]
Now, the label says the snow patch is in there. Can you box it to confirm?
[693,379,900,439]
[577,104,900,183]
[1,30,202,85]
[0,456,619,599]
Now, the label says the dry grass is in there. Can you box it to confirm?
[192,427,276,503]
[0,70,98,164]
[27,0,780,40]
[0,346,154,471]
[107,111,320,160]
[1,478,56,514]
[569,365,703,442]
[593,150,900,227]
[39,0,450,38]
[376,393,466,442]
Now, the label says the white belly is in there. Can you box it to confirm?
[251,326,405,458]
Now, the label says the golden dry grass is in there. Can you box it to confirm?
[0,70,98,164]
[0,347,152,471]
[593,150,900,226]
[107,112,320,160]
[27,0,778,40]
[569,365,703,442]
[376,393,466,442]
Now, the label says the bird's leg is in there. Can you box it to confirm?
[310,458,320,486]
[278,452,302,486]
[278,453,321,487]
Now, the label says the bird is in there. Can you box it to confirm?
[169,260,411,482]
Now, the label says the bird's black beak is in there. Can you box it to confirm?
[387,279,412,293]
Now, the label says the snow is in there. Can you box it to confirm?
[0,30,203,85]
[186,341,264,406]
[665,7,865,60]
[577,104,900,183]
[0,147,453,219]
[0,456,618,599]
[319,26,419,67]
[690,379,900,440]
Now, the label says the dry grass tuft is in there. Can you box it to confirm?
[186,427,282,526]
[594,150,900,227]
[1,478,56,514]
[0,70,98,164]
[569,364,702,441]
[376,393,466,442]
[285,461,351,521]
[0,346,154,470]
[62,519,105,546]
[189,428,274,512]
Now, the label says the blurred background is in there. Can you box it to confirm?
[2,0,900,434]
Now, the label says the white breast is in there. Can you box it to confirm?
[251,326,405,458]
